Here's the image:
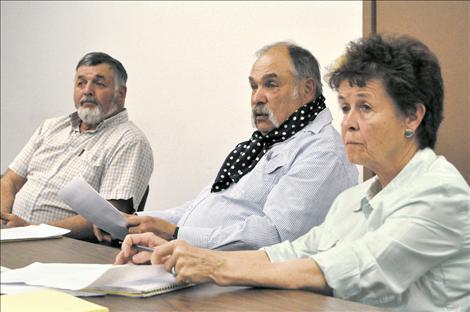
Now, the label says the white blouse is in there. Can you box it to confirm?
[265,148,470,312]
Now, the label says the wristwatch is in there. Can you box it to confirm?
[172,226,179,240]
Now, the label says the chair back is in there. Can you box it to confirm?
[137,185,150,212]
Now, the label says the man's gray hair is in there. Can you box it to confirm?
[256,41,323,97]
[76,52,128,87]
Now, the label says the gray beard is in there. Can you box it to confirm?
[77,101,119,125]
[77,105,104,125]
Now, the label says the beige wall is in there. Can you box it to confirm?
[363,1,470,183]
[1,1,363,211]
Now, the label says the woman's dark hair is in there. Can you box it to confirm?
[327,33,444,149]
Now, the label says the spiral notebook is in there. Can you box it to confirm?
[1,262,190,298]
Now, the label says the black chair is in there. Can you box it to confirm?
[136,185,150,212]
[108,185,150,248]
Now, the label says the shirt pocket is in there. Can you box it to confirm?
[317,229,340,252]
[232,153,288,205]
[59,151,104,190]
[264,152,287,175]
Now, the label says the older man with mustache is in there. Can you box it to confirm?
[0,52,153,241]
[113,42,357,250]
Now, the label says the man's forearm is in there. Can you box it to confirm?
[48,215,94,240]
[1,169,27,214]
[1,180,17,214]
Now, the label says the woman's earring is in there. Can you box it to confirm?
[404,128,414,139]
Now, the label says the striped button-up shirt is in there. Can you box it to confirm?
[10,109,153,224]
[141,108,358,250]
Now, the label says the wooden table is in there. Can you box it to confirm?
[1,236,389,311]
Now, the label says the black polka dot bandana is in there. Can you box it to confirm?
[211,94,326,192]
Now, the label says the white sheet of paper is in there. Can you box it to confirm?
[57,176,127,240]
[0,267,44,295]
[87,264,176,292]
[0,265,101,296]
[1,283,47,295]
[1,263,111,290]
[1,262,177,294]
[0,284,102,297]
[0,224,70,242]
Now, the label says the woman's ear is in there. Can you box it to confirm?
[406,103,426,131]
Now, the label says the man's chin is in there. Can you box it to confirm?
[255,122,276,135]
[77,108,104,125]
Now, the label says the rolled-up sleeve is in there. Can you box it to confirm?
[99,131,154,209]
[263,224,325,261]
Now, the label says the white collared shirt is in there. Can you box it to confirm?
[10,110,154,223]
[264,148,470,311]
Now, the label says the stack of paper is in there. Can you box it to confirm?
[1,224,70,242]
[1,289,108,312]
[1,262,189,298]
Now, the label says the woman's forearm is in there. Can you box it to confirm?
[213,250,331,294]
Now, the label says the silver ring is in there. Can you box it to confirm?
[171,266,176,276]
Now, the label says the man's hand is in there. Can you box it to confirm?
[127,215,176,241]
[92,224,113,242]
[0,212,30,227]
[114,232,168,265]
[92,211,132,242]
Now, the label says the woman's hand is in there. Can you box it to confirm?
[151,240,226,285]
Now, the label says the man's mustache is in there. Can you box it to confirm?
[80,98,98,106]
[252,104,271,116]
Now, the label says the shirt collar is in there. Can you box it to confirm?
[269,107,331,140]
[383,148,435,193]
[304,108,332,134]
[353,177,381,216]
[354,148,435,214]
[70,108,128,133]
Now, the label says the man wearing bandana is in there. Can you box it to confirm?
[111,42,357,250]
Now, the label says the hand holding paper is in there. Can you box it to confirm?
[58,177,128,240]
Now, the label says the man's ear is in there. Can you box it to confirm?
[406,103,426,132]
[117,86,127,107]
[301,78,316,101]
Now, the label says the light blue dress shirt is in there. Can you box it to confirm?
[264,148,470,312]
[142,108,358,250]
